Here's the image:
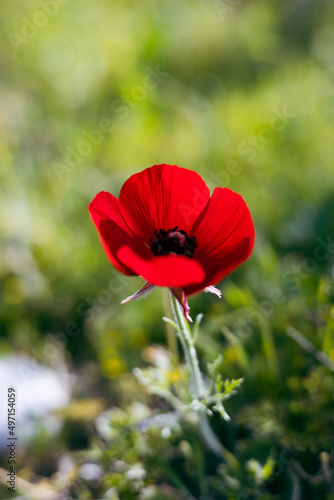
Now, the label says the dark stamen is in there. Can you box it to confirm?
[150,227,198,258]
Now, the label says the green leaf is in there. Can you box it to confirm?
[192,313,203,342]
[162,316,179,332]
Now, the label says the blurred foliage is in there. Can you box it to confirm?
[0,0,334,498]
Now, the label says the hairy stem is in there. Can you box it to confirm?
[163,288,180,365]
[170,292,225,457]
[170,293,204,396]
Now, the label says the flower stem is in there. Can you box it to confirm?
[163,288,180,365]
[170,293,226,457]
[170,293,204,397]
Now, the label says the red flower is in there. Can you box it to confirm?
[89,164,255,320]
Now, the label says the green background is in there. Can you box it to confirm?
[0,1,334,498]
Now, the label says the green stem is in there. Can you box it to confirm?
[170,293,226,457]
[163,288,180,365]
[170,293,204,397]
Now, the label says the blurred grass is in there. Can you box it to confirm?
[0,0,334,498]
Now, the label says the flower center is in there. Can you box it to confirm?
[150,226,198,258]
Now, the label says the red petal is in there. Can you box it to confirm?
[119,164,210,243]
[117,246,205,288]
[184,188,255,294]
[89,191,151,276]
